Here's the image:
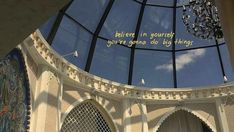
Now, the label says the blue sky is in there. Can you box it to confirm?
[40,0,234,88]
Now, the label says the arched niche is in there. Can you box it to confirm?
[155,109,215,132]
[60,99,116,132]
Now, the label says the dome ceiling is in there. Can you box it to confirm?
[39,0,234,88]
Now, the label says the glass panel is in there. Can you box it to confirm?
[217,38,225,45]
[66,0,108,32]
[175,8,216,50]
[176,47,223,87]
[147,0,174,6]
[177,0,189,6]
[39,14,57,39]
[51,16,92,69]
[135,0,143,3]
[90,39,130,84]
[219,44,234,82]
[132,50,174,88]
[137,6,173,50]
[100,0,140,42]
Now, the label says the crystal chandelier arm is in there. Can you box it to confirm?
[181,0,223,39]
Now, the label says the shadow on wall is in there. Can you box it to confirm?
[0,49,218,131]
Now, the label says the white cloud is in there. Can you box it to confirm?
[155,49,206,71]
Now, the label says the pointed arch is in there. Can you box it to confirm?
[154,107,217,132]
[60,96,117,132]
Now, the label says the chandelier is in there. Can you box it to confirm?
[182,0,223,39]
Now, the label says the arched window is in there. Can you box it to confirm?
[157,110,213,132]
[61,100,113,132]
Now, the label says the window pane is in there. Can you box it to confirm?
[51,16,92,69]
[176,47,223,87]
[137,6,173,50]
[177,0,189,6]
[147,0,174,6]
[219,44,234,82]
[132,50,174,88]
[135,0,143,3]
[175,8,216,50]
[66,0,109,32]
[90,39,130,84]
[100,0,140,42]
[39,14,57,39]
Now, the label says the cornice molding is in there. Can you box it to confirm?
[24,30,234,101]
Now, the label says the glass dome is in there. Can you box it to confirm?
[39,0,234,88]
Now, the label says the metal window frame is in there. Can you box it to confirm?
[46,0,227,88]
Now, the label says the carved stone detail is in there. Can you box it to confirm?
[27,30,234,101]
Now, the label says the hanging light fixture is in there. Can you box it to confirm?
[62,50,79,58]
[182,0,223,39]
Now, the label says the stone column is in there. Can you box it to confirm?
[123,99,131,132]
[58,76,64,131]
[44,70,61,132]
[141,102,149,132]
[32,65,61,132]
[33,65,50,132]
[215,98,229,132]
